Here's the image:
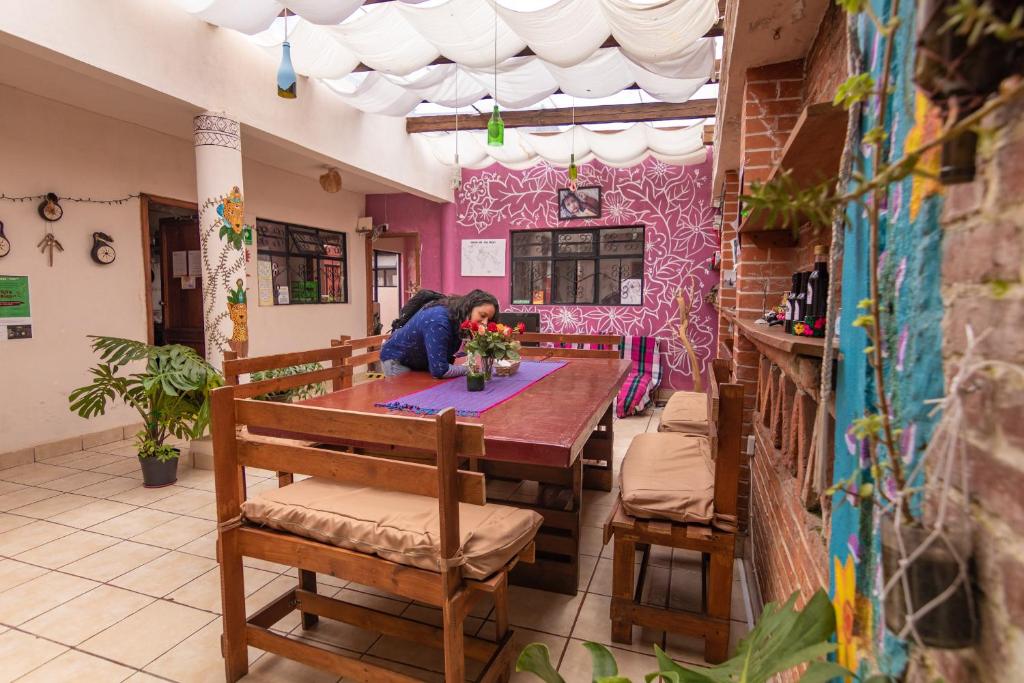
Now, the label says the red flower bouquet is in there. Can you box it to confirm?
[461,321,523,377]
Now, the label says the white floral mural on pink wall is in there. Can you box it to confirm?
[452,156,719,391]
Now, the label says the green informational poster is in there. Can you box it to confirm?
[0,275,30,319]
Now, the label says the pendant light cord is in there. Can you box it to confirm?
[284,10,289,42]
[454,64,460,163]
[493,7,498,105]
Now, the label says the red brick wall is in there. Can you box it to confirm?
[718,170,739,344]
[803,2,849,106]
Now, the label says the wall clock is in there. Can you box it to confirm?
[38,193,63,222]
[0,221,9,258]
[91,231,116,265]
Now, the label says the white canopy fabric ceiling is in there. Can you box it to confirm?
[426,122,707,170]
[178,0,716,168]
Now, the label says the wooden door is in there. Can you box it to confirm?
[159,217,205,357]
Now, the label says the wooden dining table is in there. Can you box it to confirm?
[251,357,631,595]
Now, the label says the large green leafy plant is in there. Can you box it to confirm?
[69,337,223,461]
[516,589,890,683]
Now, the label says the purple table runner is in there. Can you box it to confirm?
[375,360,568,417]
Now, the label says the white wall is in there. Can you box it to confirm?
[0,84,368,454]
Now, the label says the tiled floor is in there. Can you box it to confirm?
[0,411,751,682]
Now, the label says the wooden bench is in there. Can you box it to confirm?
[211,390,538,682]
[603,359,743,663]
[517,332,621,359]
[335,333,389,382]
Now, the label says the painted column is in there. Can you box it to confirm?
[192,112,249,368]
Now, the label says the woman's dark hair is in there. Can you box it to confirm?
[389,288,499,331]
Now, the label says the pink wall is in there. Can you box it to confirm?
[366,155,719,390]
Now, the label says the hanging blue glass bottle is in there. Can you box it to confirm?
[277,41,297,99]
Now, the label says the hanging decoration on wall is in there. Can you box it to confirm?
[277,10,298,99]
[90,232,116,265]
[37,229,63,267]
[0,221,10,258]
[319,167,342,193]
[37,193,63,222]
[1,192,140,206]
[486,6,504,147]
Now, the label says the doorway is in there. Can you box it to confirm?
[363,232,421,335]
[140,195,203,356]
[373,250,401,334]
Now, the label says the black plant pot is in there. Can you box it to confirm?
[139,448,179,488]
[881,516,977,648]
[466,374,485,392]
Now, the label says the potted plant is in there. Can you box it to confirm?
[460,320,524,380]
[69,336,222,488]
[516,589,892,682]
[250,363,327,402]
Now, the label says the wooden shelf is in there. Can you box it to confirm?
[738,102,848,248]
[732,317,836,358]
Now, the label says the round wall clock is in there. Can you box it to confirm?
[91,231,116,265]
[0,221,9,257]
[38,193,63,222]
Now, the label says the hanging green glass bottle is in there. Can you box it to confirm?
[487,105,504,147]
[567,153,578,190]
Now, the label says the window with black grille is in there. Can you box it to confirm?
[256,218,348,305]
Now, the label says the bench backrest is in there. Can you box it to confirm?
[211,387,486,567]
[517,332,622,359]
[707,363,743,526]
[223,346,352,400]
[334,334,390,387]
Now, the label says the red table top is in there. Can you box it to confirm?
[253,358,631,469]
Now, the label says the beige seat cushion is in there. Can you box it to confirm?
[241,478,542,581]
[620,433,715,525]
[658,391,709,435]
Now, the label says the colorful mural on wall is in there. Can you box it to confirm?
[449,155,719,390]
[829,2,946,677]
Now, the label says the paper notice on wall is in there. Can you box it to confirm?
[181,276,197,290]
[257,260,273,306]
[0,275,31,340]
[187,250,202,277]
[277,286,290,305]
[461,239,506,277]
[171,250,188,277]
[620,279,642,305]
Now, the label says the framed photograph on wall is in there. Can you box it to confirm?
[557,186,601,220]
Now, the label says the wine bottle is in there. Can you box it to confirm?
[793,272,810,336]
[784,273,800,334]
[805,246,829,337]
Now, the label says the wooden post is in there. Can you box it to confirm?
[435,408,466,683]
[675,289,703,393]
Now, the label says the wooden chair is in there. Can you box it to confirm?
[516,332,621,359]
[335,333,390,383]
[603,359,743,663]
[211,389,537,682]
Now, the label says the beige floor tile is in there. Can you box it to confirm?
[145,617,261,681]
[0,463,77,486]
[100,443,143,458]
[61,541,168,582]
[111,550,217,597]
[0,520,77,556]
[132,514,216,549]
[367,634,484,679]
[61,452,125,471]
[174,469,217,492]
[0,559,48,593]
[177,530,218,559]
[14,530,121,569]
[292,611,382,654]
[74,476,142,499]
[0,487,57,512]
[148,488,216,514]
[86,507,177,538]
[475,624,567,682]
[0,629,69,683]
[38,470,115,493]
[664,619,748,666]
[240,650,342,682]
[49,499,137,528]
[333,587,408,616]
[109,483,183,506]
[397,602,485,635]
[243,556,294,574]
[38,451,95,467]
[0,513,32,534]
[17,648,135,682]
[359,655,442,682]
[88,439,137,454]
[558,638,662,682]
[246,575,316,634]
[579,526,608,557]
[0,481,25,497]
[582,486,620,508]
[581,502,615,529]
[168,565,278,613]
[79,599,216,668]
[21,584,154,645]
[0,570,98,625]
[588,557,640,597]
[188,502,218,521]
[507,585,584,636]
[93,459,143,478]
[570,592,664,655]
[7,492,96,519]
[125,672,174,682]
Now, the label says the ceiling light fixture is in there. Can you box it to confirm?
[277,11,297,99]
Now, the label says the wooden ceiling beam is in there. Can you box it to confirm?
[405,99,717,134]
